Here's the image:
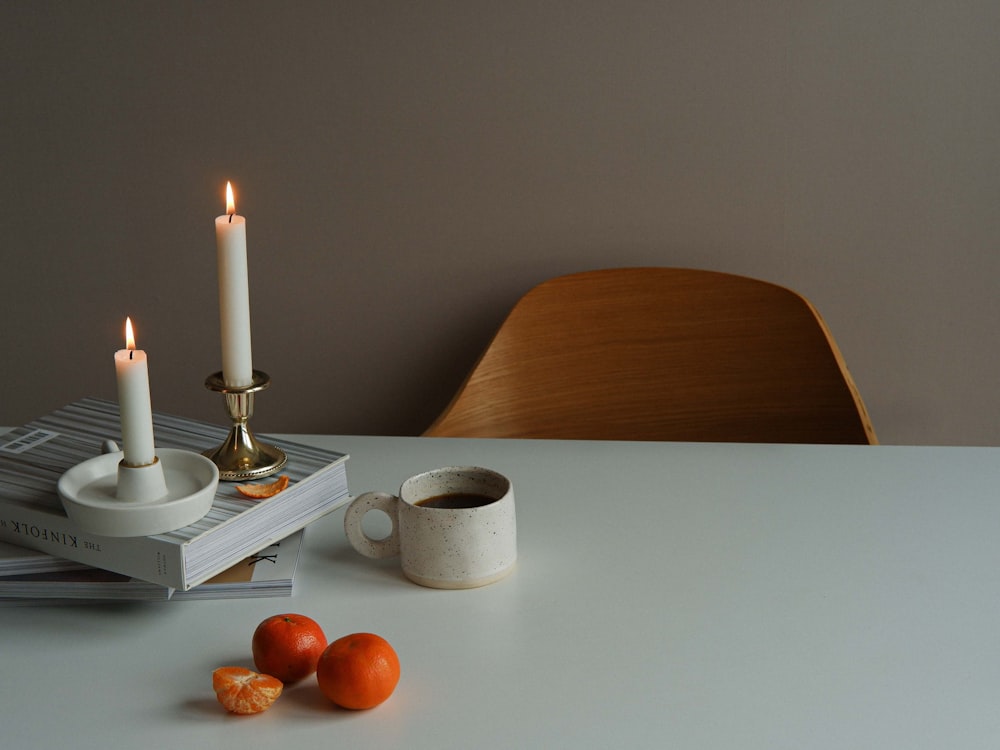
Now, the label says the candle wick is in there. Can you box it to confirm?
[228,213,233,224]
[129,350,133,360]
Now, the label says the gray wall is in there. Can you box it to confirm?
[3,2,998,445]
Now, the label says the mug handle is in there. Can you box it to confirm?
[343,491,401,559]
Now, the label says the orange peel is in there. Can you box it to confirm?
[235,475,290,499]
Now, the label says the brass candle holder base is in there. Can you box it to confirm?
[203,370,287,482]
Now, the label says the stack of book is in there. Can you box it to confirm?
[0,398,350,603]
[0,531,303,605]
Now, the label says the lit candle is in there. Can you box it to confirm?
[114,317,156,467]
[215,181,254,387]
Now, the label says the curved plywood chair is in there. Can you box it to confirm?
[425,268,876,444]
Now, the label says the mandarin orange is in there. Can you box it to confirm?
[316,632,400,710]
[252,613,328,684]
[213,666,283,714]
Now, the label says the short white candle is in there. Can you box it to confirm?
[114,317,156,467]
[215,181,254,387]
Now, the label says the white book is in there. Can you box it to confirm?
[0,530,304,604]
[0,540,89,576]
[0,398,349,590]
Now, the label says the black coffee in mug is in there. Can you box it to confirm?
[415,493,496,509]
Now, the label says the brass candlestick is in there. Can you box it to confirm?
[203,370,287,481]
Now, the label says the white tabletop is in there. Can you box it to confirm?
[3,435,1000,748]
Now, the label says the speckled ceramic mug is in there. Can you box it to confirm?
[343,466,516,589]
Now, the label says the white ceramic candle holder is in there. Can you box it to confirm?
[58,447,219,537]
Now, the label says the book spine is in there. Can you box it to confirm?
[0,504,187,589]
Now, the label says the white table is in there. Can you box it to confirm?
[3,435,1000,748]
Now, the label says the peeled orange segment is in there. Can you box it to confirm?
[212,666,283,714]
[235,475,290,499]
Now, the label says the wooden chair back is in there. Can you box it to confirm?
[424,268,877,443]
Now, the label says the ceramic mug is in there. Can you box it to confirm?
[343,466,517,589]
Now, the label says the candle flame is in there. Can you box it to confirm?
[225,181,235,216]
[125,317,136,351]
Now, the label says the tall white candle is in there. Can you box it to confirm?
[115,317,156,467]
[215,181,254,387]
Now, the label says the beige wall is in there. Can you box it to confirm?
[3,2,998,444]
